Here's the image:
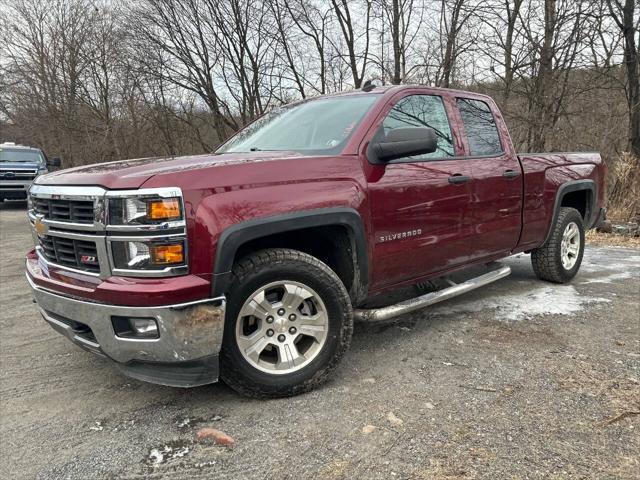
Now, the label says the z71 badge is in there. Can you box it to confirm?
[379,229,422,243]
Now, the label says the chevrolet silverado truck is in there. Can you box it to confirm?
[0,142,60,202]
[26,85,606,398]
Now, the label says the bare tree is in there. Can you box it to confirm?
[131,0,233,141]
[1,0,102,160]
[0,0,634,170]
[330,0,372,88]
[371,0,425,84]
[269,0,307,98]
[285,0,332,94]
[211,0,280,124]
[607,0,640,157]
[436,0,479,88]
[518,0,594,151]
[478,0,526,102]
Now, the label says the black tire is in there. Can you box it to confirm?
[531,207,585,283]
[220,248,353,398]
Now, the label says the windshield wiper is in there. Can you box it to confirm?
[218,147,284,153]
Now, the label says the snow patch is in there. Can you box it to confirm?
[431,285,610,321]
[88,421,103,431]
[147,443,191,466]
[580,251,640,274]
[580,271,634,284]
[148,448,164,465]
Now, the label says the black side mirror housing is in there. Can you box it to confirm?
[370,127,438,163]
[48,157,62,168]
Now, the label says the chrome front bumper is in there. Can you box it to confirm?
[27,274,226,387]
[0,180,32,196]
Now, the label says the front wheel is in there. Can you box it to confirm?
[220,249,353,398]
[531,207,585,283]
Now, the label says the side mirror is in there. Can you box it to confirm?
[371,127,437,162]
[48,157,62,167]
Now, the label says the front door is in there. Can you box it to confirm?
[366,93,475,290]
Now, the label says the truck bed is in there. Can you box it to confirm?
[516,151,605,251]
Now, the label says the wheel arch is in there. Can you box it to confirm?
[543,179,596,245]
[211,208,369,303]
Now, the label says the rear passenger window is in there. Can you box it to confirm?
[382,95,455,160]
[457,98,503,156]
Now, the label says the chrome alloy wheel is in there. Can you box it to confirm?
[235,281,329,375]
[560,221,580,270]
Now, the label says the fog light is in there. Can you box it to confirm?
[132,318,159,337]
[112,316,159,339]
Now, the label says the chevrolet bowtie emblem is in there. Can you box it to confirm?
[34,215,48,236]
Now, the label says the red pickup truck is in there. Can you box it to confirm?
[26,85,606,398]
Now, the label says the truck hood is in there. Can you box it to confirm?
[34,151,298,189]
[1,162,42,170]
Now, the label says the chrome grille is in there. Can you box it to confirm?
[0,169,38,180]
[33,198,94,224]
[38,234,100,273]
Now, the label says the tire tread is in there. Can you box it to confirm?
[531,207,584,283]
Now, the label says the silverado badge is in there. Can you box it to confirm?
[379,229,422,243]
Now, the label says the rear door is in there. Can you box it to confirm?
[454,97,523,260]
[365,92,475,290]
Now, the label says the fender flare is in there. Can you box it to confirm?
[543,179,596,245]
[211,207,369,299]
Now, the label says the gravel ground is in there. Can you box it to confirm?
[586,230,640,248]
[1,199,639,480]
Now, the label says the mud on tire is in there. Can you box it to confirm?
[220,248,353,398]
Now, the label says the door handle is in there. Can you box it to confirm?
[448,174,470,184]
[503,169,520,178]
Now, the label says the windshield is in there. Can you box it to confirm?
[0,148,44,164]
[218,94,380,155]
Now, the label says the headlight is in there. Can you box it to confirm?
[108,195,183,225]
[106,188,188,276]
[111,239,186,270]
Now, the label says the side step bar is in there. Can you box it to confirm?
[353,264,511,322]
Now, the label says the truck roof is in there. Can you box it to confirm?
[308,84,493,104]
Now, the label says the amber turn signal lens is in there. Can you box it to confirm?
[151,243,184,264]
[147,198,181,221]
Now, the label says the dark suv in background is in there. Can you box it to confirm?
[0,142,60,202]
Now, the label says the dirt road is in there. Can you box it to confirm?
[1,200,639,479]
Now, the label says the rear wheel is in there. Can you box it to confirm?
[220,249,353,398]
[531,207,585,283]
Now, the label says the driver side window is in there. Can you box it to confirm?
[382,95,455,160]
